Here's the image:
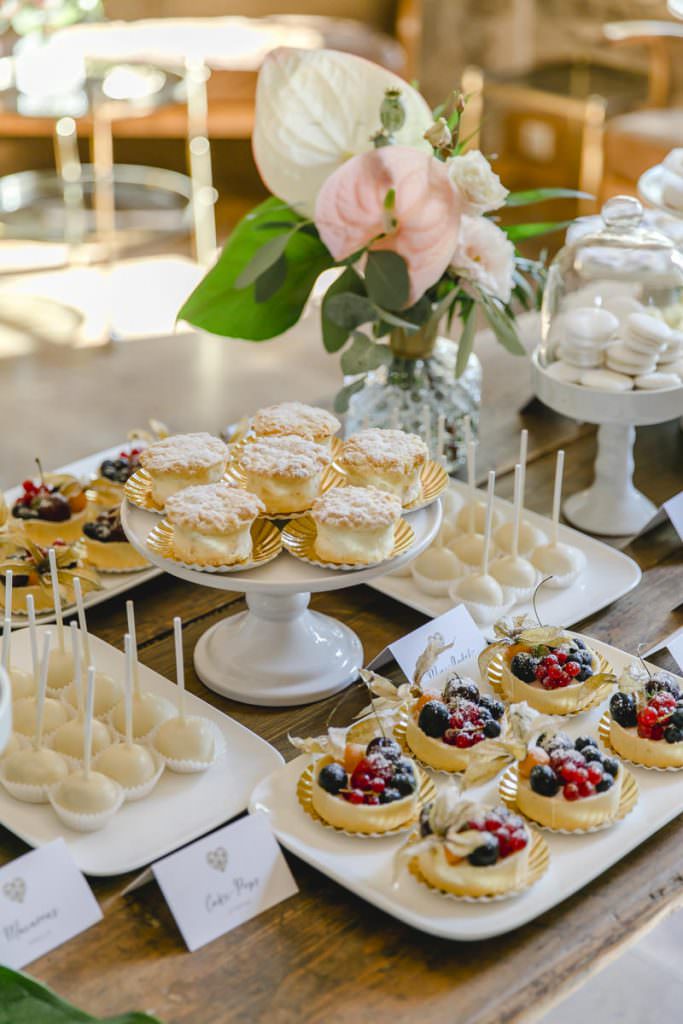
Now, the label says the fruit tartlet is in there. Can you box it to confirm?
[483,623,614,715]
[12,467,87,545]
[83,508,149,572]
[399,787,533,898]
[0,538,100,614]
[514,730,623,831]
[298,732,421,835]
[406,677,506,772]
[90,446,144,507]
[607,662,683,769]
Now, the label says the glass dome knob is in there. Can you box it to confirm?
[600,196,643,232]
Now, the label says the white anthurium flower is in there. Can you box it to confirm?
[446,151,509,215]
[451,214,515,304]
[252,47,434,218]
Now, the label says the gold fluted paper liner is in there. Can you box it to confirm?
[282,515,414,570]
[332,457,448,512]
[146,518,282,572]
[225,462,343,521]
[124,467,233,514]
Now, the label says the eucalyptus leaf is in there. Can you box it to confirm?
[372,306,420,332]
[334,377,367,413]
[321,266,365,353]
[505,188,593,207]
[325,293,376,331]
[254,253,287,302]
[340,333,393,375]
[455,304,476,378]
[0,967,162,1023]
[504,221,571,242]
[365,251,409,310]
[234,232,293,290]
[479,291,527,356]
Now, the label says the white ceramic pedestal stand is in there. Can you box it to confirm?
[532,350,683,536]
[121,500,441,707]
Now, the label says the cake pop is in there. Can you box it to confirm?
[411,546,461,597]
[51,622,112,760]
[530,450,585,588]
[109,601,175,739]
[1,631,68,802]
[2,571,34,700]
[50,664,124,831]
[450,439,485,571]
[490,464,538,603]
[44,547,73,693]
[450,471,511,626]
[153,617,217,772]
[494,430,547,556]
[12,598,71,738]
[454,417,502,534]
[64,578,121,718]
[97,633,163,800]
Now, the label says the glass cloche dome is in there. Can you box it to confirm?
[539,195,683,366]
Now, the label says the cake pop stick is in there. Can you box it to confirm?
[494,429,546,555]
[3,569,12,627]
[530,449,585,589]
[33,631,52,751]
[26,594,39,687]
[48,548,64,652]
[73,577,91,666]
[450,470,508,625]
[83,664,95,778]
[480,470,496,577]
[1,617,10,674]
[70,577,120,717]
[466,437,476,534]
[126,600,140,695]
[174,616,185,721]
[46,548,73,692]
[511,463,522,559]
[490,465,538,599]
[70,621,83,714]
[124,633,134,747]
[550,449,564,546]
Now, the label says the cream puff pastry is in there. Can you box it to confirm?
[311,486,401,565]
[166,481,264,566]
[251,402,340,449]
[338,429,427,505]
[240,435,330,515]
[139,432,229,507]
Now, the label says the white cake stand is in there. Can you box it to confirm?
[532,350,683,535]
[121,499,441,707]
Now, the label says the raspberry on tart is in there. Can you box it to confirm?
[12,466,88,545]
[82,508,149,572]
[405,676,506,772]
[515,731,624,830]
[310,736,420,834]
[608,663,683,769]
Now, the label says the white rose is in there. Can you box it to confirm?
[451,215,515,304]
[446,151,508,214]
[252,47,433,218]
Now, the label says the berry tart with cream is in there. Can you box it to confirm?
[0,538,100,614]
[397,787,537,899]
[12,465,88,545]
[607,662,683,769]
[82,508,149,572]
[90,446,144,508]
[406,677,506,772]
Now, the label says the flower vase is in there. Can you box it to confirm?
[344,326,482,473]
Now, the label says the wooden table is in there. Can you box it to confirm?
[1,320,682,1024]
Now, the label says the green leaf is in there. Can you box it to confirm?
[340,333,393,375]
[234,232,293,289]
[178,197,333,341]
[334,377,367,413]
[455,304,477,377]
[254,253,287,302]
[325,293,376,331]
[478,291,527,356]
[0,966,163,1023]
[371,306,419,332]
[503,220,571,242]
[505,188,593,207]
[364,251,409,310]
[321,266,365,353]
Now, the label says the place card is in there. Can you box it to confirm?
[152,813,298,952]
[367,604,485,684]
[0,839,102,969]
[668,630,683,674]
[663,492,683,544]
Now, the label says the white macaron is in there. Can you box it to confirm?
[580,368,634,392]
[605,342,656,376]
[663,148,683,179]
[626,312,671,354]
[634,371,681,391]
[545,360,583,384]
[662,171,683,212]
[564,306,619,344]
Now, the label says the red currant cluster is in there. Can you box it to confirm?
[548,748,605,800]
[637,691,677,740]
[467,809,528,858]
[534,651,582,690]
[443,701,487,748]
[17,479,49,505]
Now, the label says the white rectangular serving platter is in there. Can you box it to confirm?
[2,626,284,876]
[3,444,161,626]
[369,479,641,627]
[250,635,682,940]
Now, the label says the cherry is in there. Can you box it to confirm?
[640,707,658,727]
[578,780,596,798]
[563,782,580,801]
[36,493,71,522]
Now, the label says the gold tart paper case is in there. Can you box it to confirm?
[282,515,414,570]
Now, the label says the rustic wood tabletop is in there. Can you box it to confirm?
[1,321,681,1024]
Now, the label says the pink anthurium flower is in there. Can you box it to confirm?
[315,146,462,306]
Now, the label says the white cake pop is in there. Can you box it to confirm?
[97,633,163,800]
[530,450,585,588]
[450,471,510,625]
[490,464,538,603]
[50,664,124,831]
[109,601,175,739]
[45,548,73,693]
[454,418,502,533]
[2,572,34,700]
[494,430,547,555]
[12,600,71,738]
[64,578,121,718]
[153,617,216,772]
[411,547,461,597]
[1,631,68,802]
[450,438,485,570]
[51,623,112,760]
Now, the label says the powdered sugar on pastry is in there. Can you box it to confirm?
[240,436,330,479]
[166,482,264,533]
[140,433,229,474]
[340,429,427,475]
[252,402,340,442]
[312,486,401,528]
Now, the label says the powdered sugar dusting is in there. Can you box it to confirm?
[253,402,340,441]
[341,429,428,474]
[140,433,229,474]
[166,481,264,532]
[312,486,401,528]
[241,435,330,479]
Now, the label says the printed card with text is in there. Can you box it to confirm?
[664,492,683,544]
[385,604,486,686]
[152,812,298,952]
[0,839,102,969]
[668,630,683,674]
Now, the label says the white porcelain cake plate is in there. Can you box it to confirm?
[250,636,683,940]
[0,626,283,875]
[369,478,641,624]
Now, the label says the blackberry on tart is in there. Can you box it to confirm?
[91,446,144,507]
[82,508,149,572]
[608,662,683,769]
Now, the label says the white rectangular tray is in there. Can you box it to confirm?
[249,635,681,940]
[368,480,641,627]
[3,626,284,876]
[3,445,161,626]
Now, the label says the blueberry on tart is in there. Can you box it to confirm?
[83,508,149,572]
[607,660,683,769]
[406,676,506,772]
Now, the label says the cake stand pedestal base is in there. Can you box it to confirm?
[562,423,657,536]
[193,592,363,707]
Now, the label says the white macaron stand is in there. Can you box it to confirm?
[533,195,683,537]
[121,499,441,707]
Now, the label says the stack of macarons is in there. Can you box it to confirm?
[546,308,683,393]
[662,149,683,213]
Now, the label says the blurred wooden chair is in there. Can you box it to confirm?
[601,19,683,200]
